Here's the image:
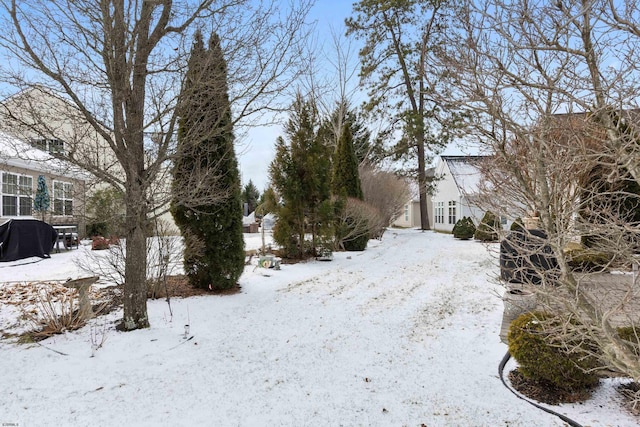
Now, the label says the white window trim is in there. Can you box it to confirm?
[448,200,457,224]
[53,180,74,217]
[32,138,65,155]
[1,171,33,217]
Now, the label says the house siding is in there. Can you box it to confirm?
[432,159,461,232]
[432,155,519,233]
[392,199,433,229]
[0,158,86,237]
[432,156,488,233]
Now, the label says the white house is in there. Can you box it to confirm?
[431,155,495,233]
[392,199,422,228]
[392,168,435,229]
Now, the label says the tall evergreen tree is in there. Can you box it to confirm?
[332,123,369,251]
[346,0,459,230]
[324,103,374,165]
[241,180,260,215]
[269,95,333,258]
[172,31,244,291]
[332,123,363,199]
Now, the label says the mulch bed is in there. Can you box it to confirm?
[508,368,594,405]
[147,275,241,299]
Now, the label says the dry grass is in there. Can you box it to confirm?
[0,281,114,341]
[21,286,85,339]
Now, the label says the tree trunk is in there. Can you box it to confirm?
[417,133,430,230]
[120,185,149,330]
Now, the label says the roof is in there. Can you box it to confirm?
[442,155,488,196]
[0,132,87,180]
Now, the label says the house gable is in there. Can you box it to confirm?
[432,155,488,233]
[0,132,87,235]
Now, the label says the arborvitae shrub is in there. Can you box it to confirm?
[617,326,640,356]
[565,248,611,272]
[452,216,476,240]
[508,312,600,391]
[474,211,502,242]
[510,217,524,232]
[343,232,369,251]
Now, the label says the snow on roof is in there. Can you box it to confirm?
[443,156,487,196]
[0,131,88,180]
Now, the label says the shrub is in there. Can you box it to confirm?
[86,187,126,237]
[617,326,640,356]
[452,216,476,240]
[565,248,611,272]
[510,217,525,232]
[474,211,502,242]
[337,198,380,251]
[92,236,110,250]
[508,311,600,391]
[87,221,108,238]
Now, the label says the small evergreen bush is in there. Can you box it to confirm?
[452,216,476,240]
[510,217,525,232]
[617,326,640,356]
[474,211,502,242]
[87,222,109,238]
[508,312,600,391]
[565,248,611,272]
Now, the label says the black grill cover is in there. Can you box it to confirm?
[500,229,559,284]
[0,219,58,262]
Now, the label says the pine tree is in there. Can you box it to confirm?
[172,31,244,291]
[580,163,640,249]
[332,123,363,199]
[242,180,260,215]
[324,103,373,165]
[332,122,369,251]
[269,95,333,258]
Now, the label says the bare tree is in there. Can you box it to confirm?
[439,0,640,388]
[0,0,313,330]
[334,197,384,250]
[359,164,410,237]
[302,27,363,151]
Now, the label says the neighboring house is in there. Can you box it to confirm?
[392,199,422,228]
[0,132,87,235]
[0,87,188,236]
[431,155,511,233]
[0,87,117,178]
[392,168,435,229]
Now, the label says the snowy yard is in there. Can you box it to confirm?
[0,229,637,426]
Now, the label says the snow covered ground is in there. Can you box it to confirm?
[0,229,637,426]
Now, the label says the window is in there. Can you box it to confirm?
[448,201,457,224]
[32,138,65,155]
[404,204,409,221]
[500,215,507,225]
[53,181,73,216]
[1,172,32,217]
[435,202,445,224]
